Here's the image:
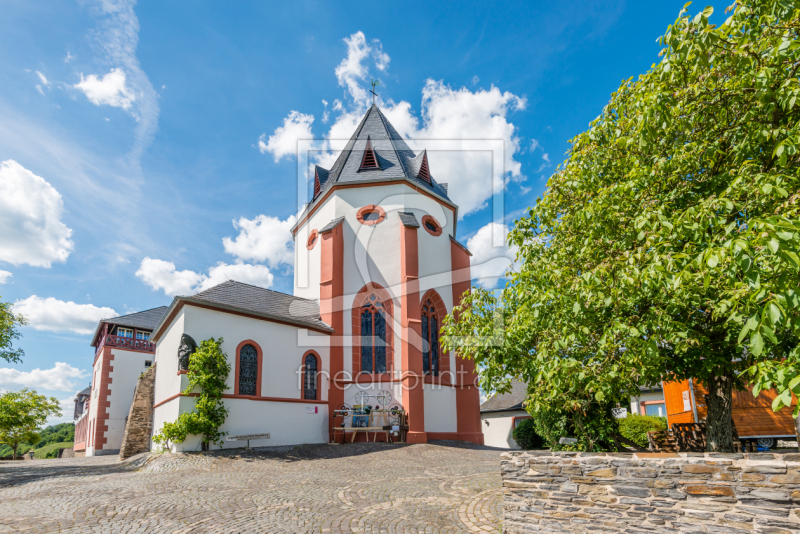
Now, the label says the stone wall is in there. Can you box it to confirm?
[119,364,156,460]
[501,450,800,533]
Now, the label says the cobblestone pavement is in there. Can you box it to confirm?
[0,441,502,533]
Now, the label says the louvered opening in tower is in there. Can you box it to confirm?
[360,138,380,170]
[417,151,431,183]
[313,168,322,198]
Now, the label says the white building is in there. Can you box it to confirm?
[630,385,666,417]
[75,307,168,456]
[149,105,483,452]
[480,380,530,449]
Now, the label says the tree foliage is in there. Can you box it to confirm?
[443,1,800,452]
[511,418,544,450]
[0,389,61,459]
[618,415,668,448]
[0,295,26,364]
[153,338,231,451]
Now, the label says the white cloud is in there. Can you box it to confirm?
[467,222,519,289]
[258,111,314,162]
[529,139,540,152]
[135,257,205,296]
[0,362,87,392]
[196,263,274,292]
[74,68,136,110]
[222,214,296,268]
[81,0,160,166]
[335,32,390,104]
[537,153,551,172]
[64,52,75,63]
[263,32,526,218]
[35,71,51,88]
[472,75,480,85]
[0,160,74,268]
[136,258,274,296]
[0,271,11,284]
[13,296,117,335]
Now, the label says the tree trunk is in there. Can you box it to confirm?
[12,443,17,461]
[706,368,735,452]
[201,440,208,452]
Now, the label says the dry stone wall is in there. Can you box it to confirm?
[501,450,800,534]
[119,364,156,460]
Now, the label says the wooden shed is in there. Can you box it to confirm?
[662,379,798,447]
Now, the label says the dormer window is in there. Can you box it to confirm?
[136,331,150,341]
[359,138,380,170]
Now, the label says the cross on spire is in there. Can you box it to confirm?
[370,79,379,104]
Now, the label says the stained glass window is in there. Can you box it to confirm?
[421,298,439,376]
[238,344,258,396]
[304,354,317,400]
[360,295,388,374]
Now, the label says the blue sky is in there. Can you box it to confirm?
[0,0,729,420]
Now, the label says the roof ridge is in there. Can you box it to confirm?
[374,106,412,178]
[192,279,321,304]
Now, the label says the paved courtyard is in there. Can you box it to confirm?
[0,441,502,533]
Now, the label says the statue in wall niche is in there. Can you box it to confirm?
[177,334,197,371]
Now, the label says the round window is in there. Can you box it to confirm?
[306,230,319,250]
[422,215,442,236]
[356,205,386,226]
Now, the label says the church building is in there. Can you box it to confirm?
[149,105,483,450]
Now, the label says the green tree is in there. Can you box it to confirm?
[0,295,26,364]
[443,1,800,452]
[153,338,231,451]
[0,389,61,459]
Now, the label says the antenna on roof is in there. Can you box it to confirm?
[370,79,379,105]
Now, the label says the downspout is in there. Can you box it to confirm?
[661,379,670,430]
[688,378,699,423]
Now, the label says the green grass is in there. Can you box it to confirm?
[31,441,74,459]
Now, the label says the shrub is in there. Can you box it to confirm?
[512,418,544,450]
[617,414,667,448]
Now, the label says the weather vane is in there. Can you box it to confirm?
[370,79,380,104]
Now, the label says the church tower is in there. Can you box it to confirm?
[292,105,483,444]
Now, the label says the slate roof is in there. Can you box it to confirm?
[90,306,168,347]
[76,386,91,398]
[320,216,345,234]
[152,280,333,340]
[296,105,456,233]
[480,379,529,413]
[398,212,420,228]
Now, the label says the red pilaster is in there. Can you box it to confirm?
[451,239,484,445]
[321,222,345,440]
[401,224,426,444]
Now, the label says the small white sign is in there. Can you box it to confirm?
[392,425,399,432]
[306,406,318,414]
[226,433,270,442]
[559,437,578,445]
[611,408,628,419]
[682,390,691,412]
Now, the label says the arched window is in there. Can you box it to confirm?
[352,283,394,376]
[238,344,258,396]
[360,295,387,374]
[303,353,318,400]
[421,297,439,376]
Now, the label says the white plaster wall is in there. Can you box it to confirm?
[181,305,329,400]
[169,397,329,451]
[481,410,529,449]
[101,348,154,452]
[341,382,404,410]
[153,308,185,406]
[294,195,337,301]
[423,384,457,433]
[150,395,183,450]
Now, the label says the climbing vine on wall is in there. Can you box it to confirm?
[153,337,231,451]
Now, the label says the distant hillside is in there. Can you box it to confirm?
[0,423,75,458]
